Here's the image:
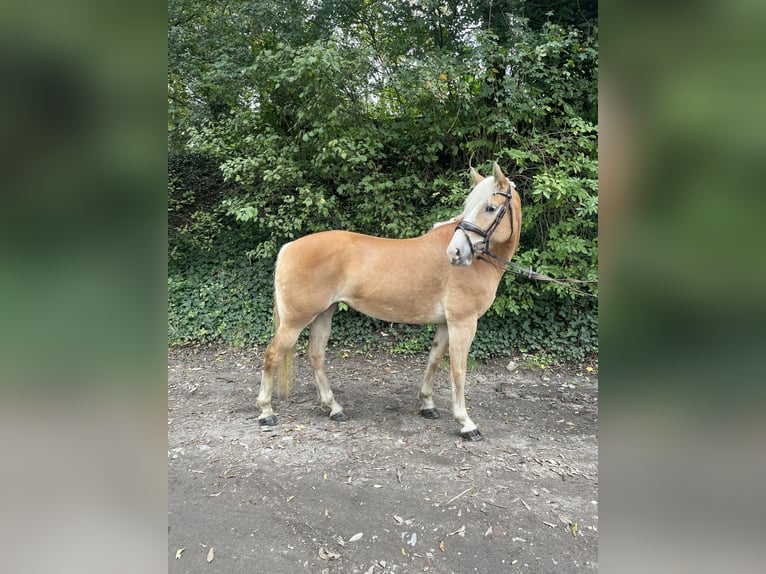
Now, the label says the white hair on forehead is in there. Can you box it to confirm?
[459,176,516,221]
[460,176,498,220]
[431,175,515,228]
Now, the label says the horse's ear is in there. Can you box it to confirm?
[470,167,484,185]
[492,162,508,188]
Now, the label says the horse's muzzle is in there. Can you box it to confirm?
[447,244,473,266]
[447,224,478,266]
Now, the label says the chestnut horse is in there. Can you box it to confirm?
[256,163,521,440]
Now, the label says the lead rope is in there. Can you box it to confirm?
[476,251,598,298]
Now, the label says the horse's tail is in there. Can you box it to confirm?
[274,295,294,398]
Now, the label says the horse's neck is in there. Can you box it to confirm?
[493,238,517,263]
[497,237,516,261]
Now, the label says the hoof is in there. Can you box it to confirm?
[258,415,278,426]
[330,411,347,422]
[420,408,440,419]
[461,429,483,442]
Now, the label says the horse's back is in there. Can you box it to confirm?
[278,228,444,270]
[277,229,351,266]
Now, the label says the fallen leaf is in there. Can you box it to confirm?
[439,540,445,552]
[401,547,407,556]
[484,526,493,537]
[393,515,404,524]
[175,548,186,559]
[323,472,328,480]
[319,547,340,561]
[571,522,579,537]
[349,532,363,542]
[206,547,215,563]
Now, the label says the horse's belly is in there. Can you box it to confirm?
[343,295,445,325]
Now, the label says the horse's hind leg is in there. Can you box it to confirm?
[257,324,302,426]
[419,323,449,419]
[308,303,346,421]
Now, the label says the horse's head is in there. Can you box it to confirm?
[447,163,516,266]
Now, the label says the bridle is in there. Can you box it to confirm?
[453,183,598,297]
[454,183,515,265]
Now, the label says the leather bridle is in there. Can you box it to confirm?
[452,182,598,296]
[454,184,515,262]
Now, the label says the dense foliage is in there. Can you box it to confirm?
[168,0,598,361]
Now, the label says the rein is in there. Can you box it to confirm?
[477,253,598,298]
[454,184,597,298]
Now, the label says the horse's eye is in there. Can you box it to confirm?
[485,204,497,214]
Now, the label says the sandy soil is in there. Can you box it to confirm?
[168,346,598,573]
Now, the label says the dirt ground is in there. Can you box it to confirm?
[168,346,598,573]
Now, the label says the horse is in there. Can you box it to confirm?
[255,162,522,441]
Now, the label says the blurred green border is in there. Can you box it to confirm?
[0,1,167,395]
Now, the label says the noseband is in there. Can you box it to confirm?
[455,185,514,259]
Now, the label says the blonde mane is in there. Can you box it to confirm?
[432,176,500,229]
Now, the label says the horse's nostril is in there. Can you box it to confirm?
[455,248,460,257]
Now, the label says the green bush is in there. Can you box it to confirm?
[168,1,598,362]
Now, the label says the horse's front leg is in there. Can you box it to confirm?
[447,320,481,441]
[419,323,449,419]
